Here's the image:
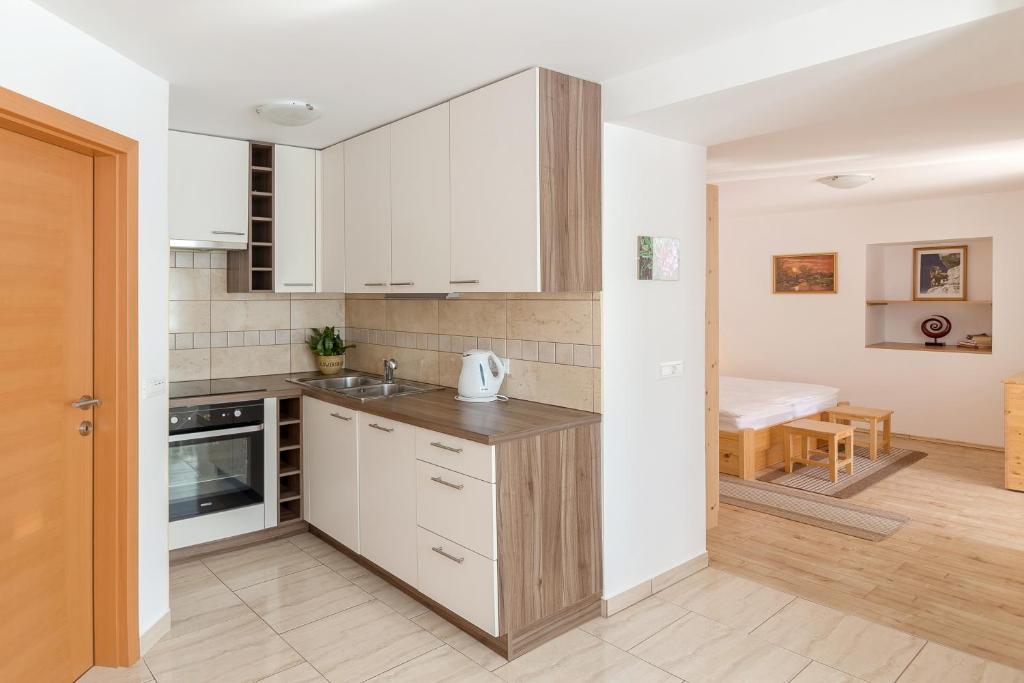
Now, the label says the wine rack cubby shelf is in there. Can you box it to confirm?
[278,396,302,523]
[227,141,275,293]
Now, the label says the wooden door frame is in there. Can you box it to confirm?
[0,87,140,666]
[706,184,720,530]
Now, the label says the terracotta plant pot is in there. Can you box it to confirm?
[317,355,344,375]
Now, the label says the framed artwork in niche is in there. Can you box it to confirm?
[772,252,837,293]
[637,235,680,281]
[913,245,967,301]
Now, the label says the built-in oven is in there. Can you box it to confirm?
[168,400,265,522]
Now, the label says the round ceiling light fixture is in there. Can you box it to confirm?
[255,100,321,127]
[816,174,874,189]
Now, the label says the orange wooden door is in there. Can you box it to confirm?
[0,127,95,681]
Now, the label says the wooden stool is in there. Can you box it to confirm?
[783,419,855,483]
[827,406,893,460]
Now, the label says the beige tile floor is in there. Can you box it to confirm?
[81,536,1024,683]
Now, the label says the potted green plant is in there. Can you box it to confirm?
[307,326,354,375]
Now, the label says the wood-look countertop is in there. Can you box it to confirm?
[1004,372,1024,385]
[169,372,600,444]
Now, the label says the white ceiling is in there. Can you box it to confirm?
[700,11,1024,214]
[33,0,845,148]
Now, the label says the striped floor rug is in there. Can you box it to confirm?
[758,445,927,498]
[720,476,909,541]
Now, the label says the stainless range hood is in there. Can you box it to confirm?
[170,238,248,251]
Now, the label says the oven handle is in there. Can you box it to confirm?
[169,424,264,443]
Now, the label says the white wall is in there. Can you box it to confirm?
[0,0,170,635]
[601,124,707,599]
[720,189,1024,447]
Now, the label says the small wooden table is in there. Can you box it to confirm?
[783,419,855,482]
[827,406,893,460]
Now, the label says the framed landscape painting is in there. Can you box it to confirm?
[772,252,837,293]
[913,245,967,301]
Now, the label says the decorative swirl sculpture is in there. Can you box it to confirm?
[921,314,952,346]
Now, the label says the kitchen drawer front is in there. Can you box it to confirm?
[415,429,495,483]
[416,527,498,636]
[415,461,496,560]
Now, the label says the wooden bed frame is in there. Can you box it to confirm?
[720,402,846,480]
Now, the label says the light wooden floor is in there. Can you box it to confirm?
[709,435,1024,670]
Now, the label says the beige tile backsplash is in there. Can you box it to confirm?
[343,293,602,412]
[169,249,601,412]
[168,249,344,382]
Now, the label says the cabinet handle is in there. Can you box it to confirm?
[364,282,387,287]
[431,546,465,564]
[430,475,464,490]
[211,230,245,236]
[284,282,313,287]
[368,423,393,433]
[330,412,352,421]
[389,282,414,286]
[429,441,463,454]
[449,279,480,284]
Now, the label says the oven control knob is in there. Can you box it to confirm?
[233,409,242,417]
[170,416,179,425]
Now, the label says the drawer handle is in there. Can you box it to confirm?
[369,423,394,433]
[449,279,480,285]
[364,282,387,287]
[390,281,414,286]
[430,475,464,490]
[429,441,464,454]
[284,282,313,287]
[330,412,352,422]
[432,546,465,564]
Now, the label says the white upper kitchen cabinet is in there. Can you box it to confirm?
[318,142,345,293]
[302,397,359,551]
[274,144,317,293]
[450,68,540,292]
[344,126,391,293]
[168,131,249,247]
[390,103,451,292]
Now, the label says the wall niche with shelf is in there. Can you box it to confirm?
[865,237,992,354]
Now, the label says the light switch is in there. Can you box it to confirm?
[659,361,684,379]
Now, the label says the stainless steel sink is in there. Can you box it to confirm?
[288,374,441,402]
[299,375,382,391]
[338,383,434,402]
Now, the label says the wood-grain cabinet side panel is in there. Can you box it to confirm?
[495,423,601,633]
[538,69,601,292]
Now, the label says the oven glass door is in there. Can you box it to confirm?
[169,424,264,521]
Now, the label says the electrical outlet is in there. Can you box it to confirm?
[658,361,683,379]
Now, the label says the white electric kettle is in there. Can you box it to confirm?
[456,349,507,402]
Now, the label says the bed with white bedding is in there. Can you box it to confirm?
[719,376,841,478]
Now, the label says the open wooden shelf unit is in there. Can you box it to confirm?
[227,142,274,292]
[278,396,302,522]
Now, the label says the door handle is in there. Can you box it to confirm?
[368,423,394,433]
[430,475,464,491]
[284,282,313,287]
[429,441,463,454]
[72,395,102,410]
[431,546,465,564]
[330,412,352,421]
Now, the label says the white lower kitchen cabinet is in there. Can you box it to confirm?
[357,414,418,586]
[416,527,499,636]
[302,397,359,551]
